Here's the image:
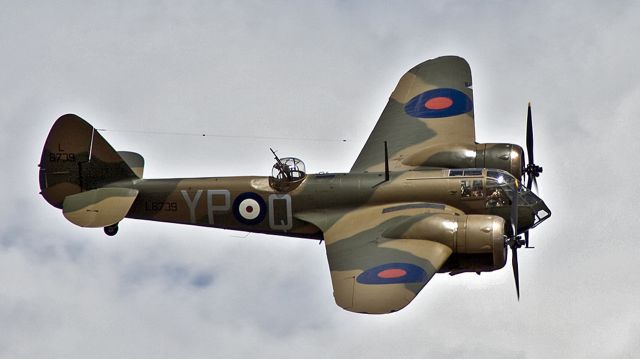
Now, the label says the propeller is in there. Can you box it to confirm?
[506,182,524,300]
[523,103,543,192]
[522,102,542,248]
[511,239,520,300]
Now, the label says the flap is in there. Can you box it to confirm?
[63,188,138,228]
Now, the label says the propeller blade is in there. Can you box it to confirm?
[509,181,521,299]
[532,176,539,194]
[526,102,534,166]
[510,183,519,235]
[512,245,520,300]
[524,102,542,192]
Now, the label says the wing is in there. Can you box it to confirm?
[351,56,475,173]
[297,203,460,314]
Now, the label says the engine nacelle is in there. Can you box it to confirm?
[401,143,524,179]
[384,213,506,271]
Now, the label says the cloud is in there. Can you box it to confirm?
[2,1,640,358]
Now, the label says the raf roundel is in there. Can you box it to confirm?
[233,192,267,225]
[356,263,428,285]
[239,198,260,220]
[404,88,473,118]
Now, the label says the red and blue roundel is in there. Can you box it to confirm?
[356,263,427,285]
[233,192,267,225]
[404,88,473,118]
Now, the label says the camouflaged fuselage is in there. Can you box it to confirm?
[112,170,546,239]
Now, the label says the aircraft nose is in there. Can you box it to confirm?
[531,198,551,227]
[517,190,551,230]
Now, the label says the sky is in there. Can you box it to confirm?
[1,1,639,358]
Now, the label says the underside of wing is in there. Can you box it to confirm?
[329,238,451,314]
[351,56,475,173]
[298,203,463,314]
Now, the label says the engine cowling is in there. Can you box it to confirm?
[401,143,524,179]
[456,214,508,272]
[383,213,506,271]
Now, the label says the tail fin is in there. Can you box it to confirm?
[39,114,142,209]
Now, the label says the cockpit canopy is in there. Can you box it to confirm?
[448,168,521,207]
[448,167,550,229]
[486,169,519,188]
[484,169,517,208]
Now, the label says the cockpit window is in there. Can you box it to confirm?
[463,169,482,176]
[485,170,524,208]
[485,184,509,207]
[449,168,482,177]
[487,170,502,179]
[487,169,519,188]
[460,179,484,198]
[519,187,539,205]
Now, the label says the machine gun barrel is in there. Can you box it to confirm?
[270,148,291,180]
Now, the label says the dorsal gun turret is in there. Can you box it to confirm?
[269,148,306,192]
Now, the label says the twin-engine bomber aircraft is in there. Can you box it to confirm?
[39,56,550,314]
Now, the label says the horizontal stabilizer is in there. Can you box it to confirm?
[63,188,139,228]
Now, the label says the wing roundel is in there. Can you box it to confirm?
[297,203,459,314]
[351,56,475,173]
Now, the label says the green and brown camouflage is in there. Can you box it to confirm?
[39,56,551,314]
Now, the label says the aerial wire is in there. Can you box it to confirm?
[96,128,347,143]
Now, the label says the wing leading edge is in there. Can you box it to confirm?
[351,56,475,173]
